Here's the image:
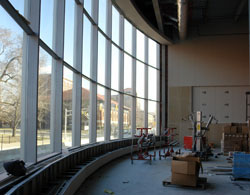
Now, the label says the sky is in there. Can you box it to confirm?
[0,0,159,112]
[0,0,23,33]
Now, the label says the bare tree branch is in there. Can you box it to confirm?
[0,101,17,106]
[0,44,5,56]
[0,56,21,82]
[2,73,16,83]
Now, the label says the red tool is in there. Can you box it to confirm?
[170,146,174,154]
[131,128,156,165]
[159,128,179,160]
[165,147,171,157]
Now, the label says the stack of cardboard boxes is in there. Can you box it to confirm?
[248,121,250,152]
[221,123,249,153]
[171,156,201,187]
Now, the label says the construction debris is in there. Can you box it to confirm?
[104,189,114,194]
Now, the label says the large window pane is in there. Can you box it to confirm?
[124,19,132,55]
[112,6,120,45]
[0,0,163,174]
[123,95,132,138]
[62,67,73,148]
[111,44,119,90]
[124,53,132,91]
[148,67,157,100]
[136,30,145,62]
[81,78,90,145]
[136,98,144,128]
[148,101,157,135]
[0,7,23,172]
[111,91,119,140]
[136,61,144,98]
[40,0,54,49]
[98,0,107,33]
[82,16,91,78]
[97,85,105,142]
[37,47,52,158]
[64,0,75,66]
[97,32,106,85]
[84,0,92,16]
[148,38,157,68]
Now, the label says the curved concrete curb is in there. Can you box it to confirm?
[61,146,131,195]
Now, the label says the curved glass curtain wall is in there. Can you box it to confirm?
[0,0,160,173]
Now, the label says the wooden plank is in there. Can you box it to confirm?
[163,177,207,189]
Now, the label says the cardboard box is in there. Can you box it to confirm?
[222,133,231,140]
[172,156,201,174]
[230,126,237,134]
[222,133,249,152]
[233,143,242,151]
[242,140,248,151]
[223,142,233,148]
[171,173,197,187]
[242,126,249,135]
[172,160,197,175]
[171,156,201,187]
[232,123,247,127]
[223,126,231,134]
[231,135,243,141]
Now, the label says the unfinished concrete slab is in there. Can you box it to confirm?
[75,150,250,195]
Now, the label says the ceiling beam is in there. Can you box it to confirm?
[152,0,164,32]
[113,0,172,45]
[234,0,247,22]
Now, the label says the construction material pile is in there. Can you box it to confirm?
[221,123,250,154]
[233,152,250,179]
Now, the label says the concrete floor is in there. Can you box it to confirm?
[75,149,250,195]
